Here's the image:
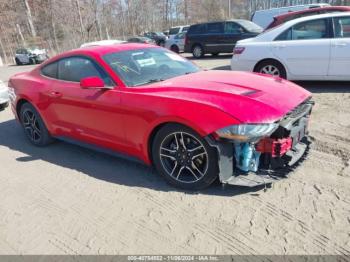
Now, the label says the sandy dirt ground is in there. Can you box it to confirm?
[0,57,349,255]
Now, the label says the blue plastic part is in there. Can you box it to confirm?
[234,142,261,172]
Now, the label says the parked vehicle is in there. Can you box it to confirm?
[0,81,9,111]
[168,25,189,36]
[231,12,350,81]
[127,36,155,44]
[8,43,313,189]
[266,6,350,30]
[143,32,167,46]
[15,48,49,65]
[80,40,125,48]
[185,20,263,58]
[165,32,186,53]
[252,3,330,29]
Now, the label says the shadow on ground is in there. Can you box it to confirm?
[0,118,265,197]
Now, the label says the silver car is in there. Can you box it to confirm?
[165,32,186,53]
[0,81,9,111]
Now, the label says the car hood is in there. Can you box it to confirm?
[145,70,311,123]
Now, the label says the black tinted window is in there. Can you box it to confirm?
[41,62,58,79]
[58,57,112,85]
[225,22,243,34]
[189,24,206,34]
[207,22,224,34]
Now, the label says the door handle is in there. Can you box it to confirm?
[333,42,347,47]
[48,91,62,98]
[274,45,287,49]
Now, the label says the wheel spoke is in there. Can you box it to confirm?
[175,166,185,179]
[173,133,179,149]
[30,128,35,141]
[33,130,40,141]
[160,146,177,161]
[23,111,31,125]
[180,132,187,149]
[188,145,206,159]
[186,163,204,180]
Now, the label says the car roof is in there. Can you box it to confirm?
[245,11,350,43]
[45,44,157,63]
[274,6,350,20]
[190,19,249,26]
[282,11,350,26]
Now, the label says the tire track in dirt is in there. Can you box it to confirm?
[250,196,350,255]
[140,190,275,254]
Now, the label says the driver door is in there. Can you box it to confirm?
[46,56,127,149]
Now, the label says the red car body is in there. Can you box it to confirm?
[266,6,350,30]
[8,44,313,188]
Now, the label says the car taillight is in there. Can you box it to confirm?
[233,46,245,55]
[185,36,189,45]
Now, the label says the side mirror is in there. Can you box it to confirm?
[80,76,105,89]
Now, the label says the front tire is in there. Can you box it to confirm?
[255,60,287,79]
[20,103,54,146]
[152,124,218,190]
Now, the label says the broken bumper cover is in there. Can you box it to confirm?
[207,99,314,187]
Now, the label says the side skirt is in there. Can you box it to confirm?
[54,136,145,165]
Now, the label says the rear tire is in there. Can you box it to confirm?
[20,103,54,146]
[192,45,204,58]
[152,124,218,190]
[255,60,287,79]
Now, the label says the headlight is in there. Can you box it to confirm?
[215,124,278,142]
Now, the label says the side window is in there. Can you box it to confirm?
[175,32,185,39]
[189,24,206,34]
[207,22,224,34]
[292,19,328,40]
[225,22,243,34]
[58,57,113,85]
[275,28,292,41]
[41,62,58,79]
[333,17,350,38]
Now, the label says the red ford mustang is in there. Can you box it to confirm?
[8,44,314,189]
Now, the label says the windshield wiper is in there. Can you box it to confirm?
[135,78,164,86]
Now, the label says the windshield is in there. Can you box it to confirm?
[237,20,263,33]
[169,27,180,35]
[103,48,200,87]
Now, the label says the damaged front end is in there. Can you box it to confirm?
[206,99,314,187]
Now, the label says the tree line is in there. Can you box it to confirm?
[0,0,349,65]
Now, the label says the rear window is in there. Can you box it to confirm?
[41,62,58,79]
[169,27,180,35]
[237,20,263,33]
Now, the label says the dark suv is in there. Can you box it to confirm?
[184,20,263,58]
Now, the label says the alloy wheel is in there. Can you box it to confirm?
[193,46,203,58]
[159,132,208,183]
[22,109,42,142]
[260,65,280,76]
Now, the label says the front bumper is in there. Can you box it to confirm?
[207,99,314,187]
